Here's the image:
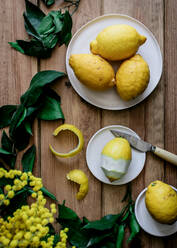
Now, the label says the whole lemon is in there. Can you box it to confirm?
[90,24,146,61]
[145,180,177,224]
[116,54,150,101]
[69,54,115,90]
[101,137,132,182]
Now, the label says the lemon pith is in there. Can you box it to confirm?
[67,169,89,200]
[90,24,146,61]
[145,180,177,224]
[116,54,150,101]
[69,54,115,90]
[49,124,84,158]
[101,137,132,182]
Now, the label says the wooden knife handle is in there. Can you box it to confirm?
[153,146,177,166]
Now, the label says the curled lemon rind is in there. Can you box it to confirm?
[67,169,89,200]
[49,124,84,158]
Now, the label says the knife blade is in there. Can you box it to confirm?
[110,129,177,166]
[110,130,153,152]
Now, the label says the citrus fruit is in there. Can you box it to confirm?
[145,180,177,224]
[90,24,146,61]
[67,169,89,200]
[101,137,132,182]
[69,54,115,90]
[116,54,150,101]
[49,124,84,158]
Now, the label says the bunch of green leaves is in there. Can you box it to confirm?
[57,184,140,248]
[0,70,65,163]
[9,0,72,58]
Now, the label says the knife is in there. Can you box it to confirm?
[110,130,177,166]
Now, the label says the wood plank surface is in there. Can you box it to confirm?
[0,0,177,247]
[39,0,102,220]
[164,0,177,246]
[0,0,39,170]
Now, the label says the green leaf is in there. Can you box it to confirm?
[0,148,12,155]
[83,214,120,231]
[42,0,55,6]
[0,177,14,187]
[40,187,57,201]
[53,234,60,246]
[1,131,13,152]
[0,154,16,169]
[37,95,64,121]
[9,104,27,139]
[23,13,41,41]
[22,145,36,172]
[0,187,3,194]
[0,187,29,219]
[11,40,52,58]
[67,228,90,248]
[98,241,115,248]
[21,71,66,107]
[86,233,112,247]
[59,11,72,46]
[25,0,45,29]
[58,202,82,223]
[0,105,17,128]
[49,11,63,33]
[13,125,30,151]
[0,131,16,168]
[37,15,54,35]
[8,42,25,53]
[24,121,33,135]
[42,33,59,49]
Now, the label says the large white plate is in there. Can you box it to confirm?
[86,125,146,185]
[66,14,163,110]
[135,187,177,237]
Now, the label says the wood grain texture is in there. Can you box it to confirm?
[40,0,102,220]
[0,0,39,170]
[102,0,166,247]
[0,0,177,247]
[164,0,177,247]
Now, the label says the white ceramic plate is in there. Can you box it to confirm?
[66,14,163,110]
[135,187,177,237]
[86,125,146,185]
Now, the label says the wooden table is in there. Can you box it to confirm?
[0,0,177,247]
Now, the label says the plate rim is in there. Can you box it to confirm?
[86,124,146,185]
[66,13,163,110]
[135,186,177,237]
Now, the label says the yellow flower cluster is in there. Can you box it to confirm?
[0,168,43,207]
[0,168,75,248]
[0,190,68,248]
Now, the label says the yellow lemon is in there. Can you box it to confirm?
[69,54,115,90]
[49,124,84,158]
[90,24,146,61]
[67,169,89,200]
[145,180,177,224]
[101,137,132,182]
[116,54,150,101]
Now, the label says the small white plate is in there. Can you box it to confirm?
[135,187,177,237]
[86,125,146,185]
[66,14,163,110]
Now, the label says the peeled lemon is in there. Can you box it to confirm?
[49,124,84,158]
[90,24,146,61]
[101,137,132,182]
[69,54,115,90]
[116,54,150,101]
[67,169,89,200]
[145,181,177,224]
